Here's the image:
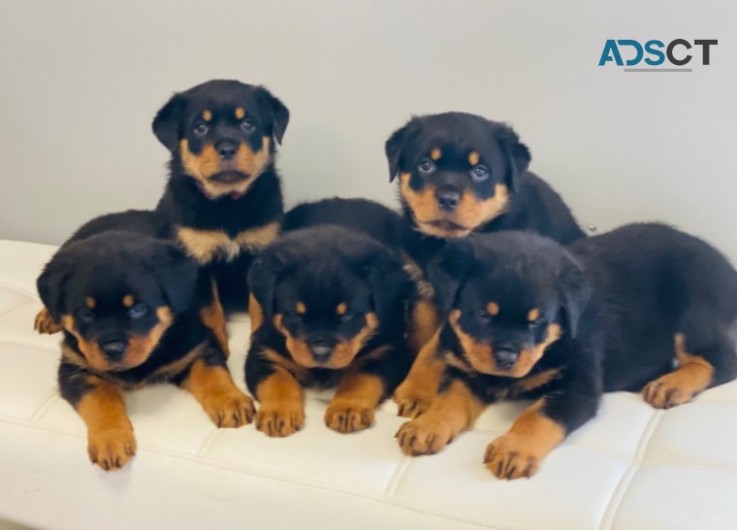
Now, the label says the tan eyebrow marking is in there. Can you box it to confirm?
[235,107,246,120]
[468,151,480,165]
[202,110,212,122]
[430,148,442,161]
[296,302,306,315]
[487,302,500,316]
[528,308,540,322]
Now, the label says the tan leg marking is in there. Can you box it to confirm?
[643,333,714,409]
[325,372,384,434]
[394,330,445,418]
[248,293,264,334]
[182,358,254,427]
[254,367,305,437]
[407,299,439,353]
[76,378,136,471]
[200,282,230,357]
[484,399,565,480]
[396,378,485,455]
[34,307,61,334]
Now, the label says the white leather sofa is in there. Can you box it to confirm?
[2,238,737,530]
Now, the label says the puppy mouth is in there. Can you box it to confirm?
[418,218,472,237]
[427,219,467,230]
[209,169,250,184]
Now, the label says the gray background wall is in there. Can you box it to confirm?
[1,0,735,260]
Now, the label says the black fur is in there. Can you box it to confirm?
[281,197,406,251]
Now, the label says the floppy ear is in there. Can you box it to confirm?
[147,241,199,314]
[256,86,290,144]
[557,259,591,339]
[247,254,284,320]
[152,93,186,152]
[362,251,412,325]
[385,118,417,182]
[426,239,474,317]
[37,254,72,322]
[490,122,531,193]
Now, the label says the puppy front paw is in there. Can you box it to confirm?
[34,307,61,334]
[395,416,455,456]
[485,433,543,480]
[643,375,699,409]
[255,401,305,437]
[394,380,434,418]
[87,424,137,471]
[325,402,375,434]
[202,389,255,427]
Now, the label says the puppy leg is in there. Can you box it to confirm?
[484,399,564,480]
[34,307,62,334]
[643,317,737,409]
[485,372,600,480]
[181,348,254,427]
[246,356,305,437]
[394,330,445,418]
[325,371,384,434]
[59,364,135,471]
[327,343,411,433]
[396,377,486,455]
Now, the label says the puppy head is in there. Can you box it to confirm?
[428,232,590,378]
[249,226,410,369]
[153,79,290,199]
[385,112,531,238]
[37,232,198,372]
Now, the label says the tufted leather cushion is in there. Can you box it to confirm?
[1,238,736,529]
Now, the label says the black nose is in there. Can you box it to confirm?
[495,349,519,370]
[216,140,238,160]
[101,341,127,361]
[309,342,333,363]
[436,188,461,211]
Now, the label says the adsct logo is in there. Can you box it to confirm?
[599,39,717,72]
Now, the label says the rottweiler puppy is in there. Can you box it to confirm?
[396,224,737,479]
[245,224,412,437]
[153,79,289,312]
[37,222,253,471]
[385,112,586,418]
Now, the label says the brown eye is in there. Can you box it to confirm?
[418,159,436,175]
[193,122,209,136]
[128,304,148,320]
[529,317,545,328]
[78,307,94,324]
[240,119,255,134]
[339,310,356,322]
[476,309,491,321]
[471,165,490,182]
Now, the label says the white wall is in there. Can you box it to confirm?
[1,0,735,261]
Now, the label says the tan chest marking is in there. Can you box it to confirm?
[176,222,280,264]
